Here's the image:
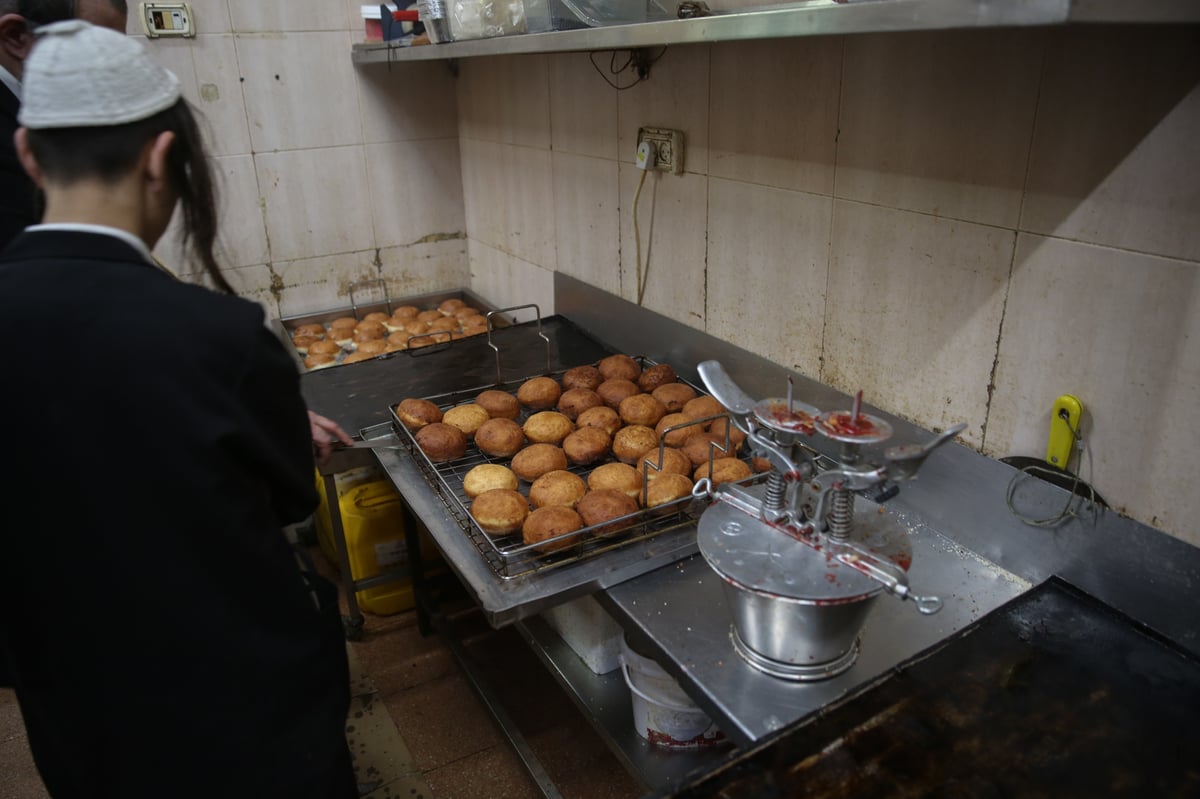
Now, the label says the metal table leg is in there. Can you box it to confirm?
[400,503,433,637]
[324,471,365,641]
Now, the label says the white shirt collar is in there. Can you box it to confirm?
[27,223,157,265]
[0,64,20,101]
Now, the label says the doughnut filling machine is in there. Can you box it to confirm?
[692,360,958,681]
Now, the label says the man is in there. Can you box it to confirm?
[1,21,357,798]
[1,0,126,250]
[1,2,353,457]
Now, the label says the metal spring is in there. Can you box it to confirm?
[762,471,787,512]
[828,488,854,540]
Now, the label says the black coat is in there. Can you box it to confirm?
[0,82,36,253]
[0,231,355,798]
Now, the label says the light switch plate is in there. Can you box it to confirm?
[140,3,195,38]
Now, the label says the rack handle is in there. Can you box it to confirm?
[485,304,549,384]
[347,277,392,316]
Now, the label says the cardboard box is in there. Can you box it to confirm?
[362,4,398,41]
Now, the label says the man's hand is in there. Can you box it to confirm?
[308,410,354,465]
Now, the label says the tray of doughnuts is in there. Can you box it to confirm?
[390,354,764,581]
[279,290,508,372]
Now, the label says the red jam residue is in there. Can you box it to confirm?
[820,412,878,437]
[761,401,815,434]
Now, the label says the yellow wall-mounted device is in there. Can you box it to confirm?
[1046,394,1082,470]
[140,3,195,38]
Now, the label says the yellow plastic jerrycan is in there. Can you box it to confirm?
[318,477,422,616]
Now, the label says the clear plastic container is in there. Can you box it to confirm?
[417,0,453,42]
[531,0,672,30]
[447,0,530,40]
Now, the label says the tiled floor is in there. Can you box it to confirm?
[0,546,643,799]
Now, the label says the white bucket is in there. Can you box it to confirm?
[619,637,724,749]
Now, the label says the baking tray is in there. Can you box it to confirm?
[660,575,1200,798]
[391,347,762,581]
[274,284,508,372]
[302,314,618,441]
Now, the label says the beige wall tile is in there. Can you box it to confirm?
[345,0,373,42]
[255,146,374,262]
[459,138,557,269]
[706,178,830,379]
[365,139,465,249]
[467,241,555,324]
[236,31,362,152]
[457,55,551,148]
[139,38,206,133]
[986,235,1199,544]
[186,34,253,157]
[837,29,1043,227]
[709,37,841,195]
[1021,27,1200,262]
[356,61,460,144]
[229,0,351,32]
[551,153,620,295]
[617,44,709,175]
[224,264,280,320]
[152,155,267,274]
[549,52,618,160]
[618,165,707,331]
[824,201,1013,446]
[274,250,387,317]
[378,239,471,301]
[213,154,271,268]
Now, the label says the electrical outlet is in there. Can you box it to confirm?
[637,127,684,174]
[141,3,195,38]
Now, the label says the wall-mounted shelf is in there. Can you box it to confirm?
[351,0,1200,65]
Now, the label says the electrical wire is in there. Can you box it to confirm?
[632,167,649,305]
[1005,413,1099,528]
[588,47,668,90]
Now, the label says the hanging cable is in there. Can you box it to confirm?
[1005,413,1099,528]
[588,47,668,90]
[632,168,648,305]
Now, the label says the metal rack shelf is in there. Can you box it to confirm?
[351,0,1200,65]
[514,615,732,793]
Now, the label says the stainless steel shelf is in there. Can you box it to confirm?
[351,0,1200,65]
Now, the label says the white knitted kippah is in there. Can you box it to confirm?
[18,20,183,129]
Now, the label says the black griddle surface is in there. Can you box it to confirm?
[300,315,614,435]
[664,577,1200,798]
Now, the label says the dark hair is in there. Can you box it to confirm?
[10,1,77,26]
[26,101,235,295]
[2,1,128,24]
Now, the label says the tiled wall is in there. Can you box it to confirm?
[130,9,1198,545]
[455,25,1200,545]
[139,0,468,318]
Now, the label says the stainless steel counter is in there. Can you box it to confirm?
[359,273,1200,791]
[600,504,1030,747]
[555,272,1200,752]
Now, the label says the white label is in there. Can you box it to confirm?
[334,465,384,496]
[375,539,408,569]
